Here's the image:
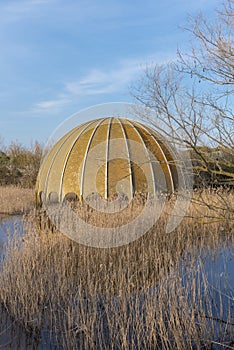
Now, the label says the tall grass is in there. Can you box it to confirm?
[0,190,233,349]
[0,186,34,215]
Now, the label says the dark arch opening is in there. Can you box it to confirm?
[63,192,78,204]
[48,191,59,204]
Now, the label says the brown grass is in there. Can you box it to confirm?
[0,186,34,215]
[0,189,233,349]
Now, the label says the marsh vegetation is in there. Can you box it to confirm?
[0,1,233,348]
[0,186,34,215]
[0,187,233,349]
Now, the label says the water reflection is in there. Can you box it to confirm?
[0,215,24,256]
[0,216,233,349]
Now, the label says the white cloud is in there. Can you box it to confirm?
[29,54,175,116]
[32,98,70,114]
[65,62,143,96]
[65,53,176,97]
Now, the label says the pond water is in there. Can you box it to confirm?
[0,215,57,350]
[0,215,24,253]
[206,249,234,346]
[0,215,233,349]
[0,215,24,240]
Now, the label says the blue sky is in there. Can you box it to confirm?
[0,0,221,147]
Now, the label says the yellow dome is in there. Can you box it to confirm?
[36,117,178,205]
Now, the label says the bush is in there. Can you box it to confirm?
[0,141,42,188]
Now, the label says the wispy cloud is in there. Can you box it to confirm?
[29,61,143,116]
[32,98,70,114]
[65,53,176,97]
[65,66,141,96]
[29,54,176,116]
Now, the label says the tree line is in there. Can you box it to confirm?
[0,141,42,188]
[0,140,233,190]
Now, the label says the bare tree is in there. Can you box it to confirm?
[178,0,234,90]
[132,0,234,220]
[133,63,234,184]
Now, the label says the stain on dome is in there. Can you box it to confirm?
[36,117,179,206]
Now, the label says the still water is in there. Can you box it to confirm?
[0,216,233,349]
[0,215,56,349]
[0,215,24,252]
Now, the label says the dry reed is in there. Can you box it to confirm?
[0,189,233,349]
[0,186,34,215]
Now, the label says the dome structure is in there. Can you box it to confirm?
[36,117,179,206]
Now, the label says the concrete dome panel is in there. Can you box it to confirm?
[36,117,179,206]
[61,120,98,200]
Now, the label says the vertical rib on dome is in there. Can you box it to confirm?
[126,119,156,196]
[133,120,175,193]
[36,117,179,205]
[105,117,112,199]
[80,118,106,200]
[117,118,134,199]
[58,120,96,202]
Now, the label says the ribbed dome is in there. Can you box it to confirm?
[36,117,178,205]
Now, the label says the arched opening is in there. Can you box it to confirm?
[48,191,59,204]
[63,192,78,203]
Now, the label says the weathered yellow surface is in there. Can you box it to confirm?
[36,117,178,204]
[62,119,103,200]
